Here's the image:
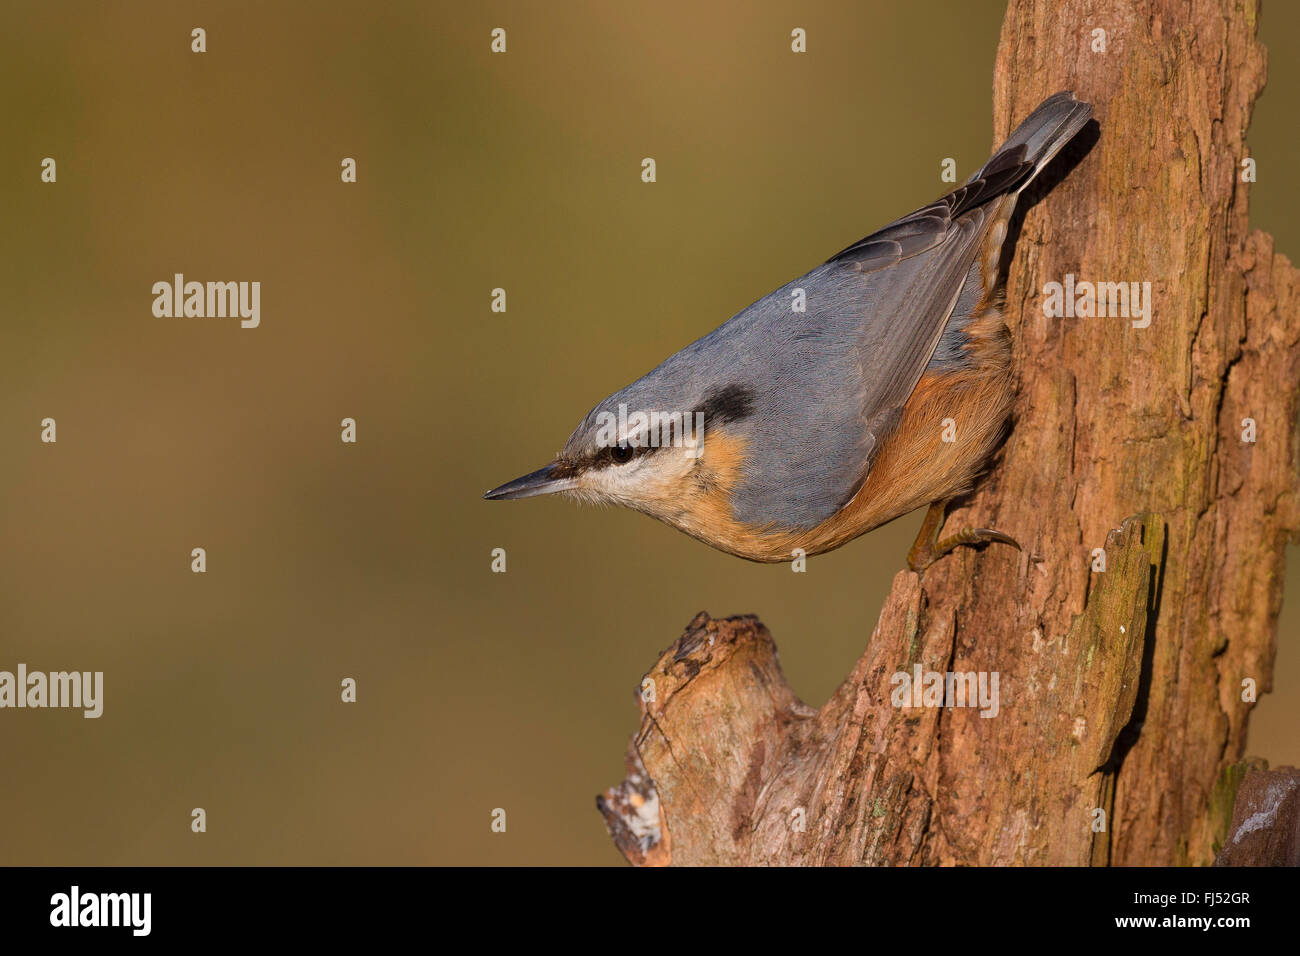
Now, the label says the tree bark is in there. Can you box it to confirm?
[599,0,1300,866]
[1213,765,1300,866]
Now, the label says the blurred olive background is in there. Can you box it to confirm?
[0,0,1295,866]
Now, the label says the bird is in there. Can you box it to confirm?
[485,92,1092,570]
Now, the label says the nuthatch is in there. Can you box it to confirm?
[486,93,1092,569]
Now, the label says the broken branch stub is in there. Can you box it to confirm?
[600,515,1165,866]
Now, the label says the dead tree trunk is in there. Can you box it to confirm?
[598,0,1300,866]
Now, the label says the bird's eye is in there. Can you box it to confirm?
[609,444,634,464]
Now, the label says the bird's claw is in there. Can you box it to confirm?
[908,524,1020,573]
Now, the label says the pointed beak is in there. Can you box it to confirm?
[482,463,577,501]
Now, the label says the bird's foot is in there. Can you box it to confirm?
[907,502,1020,573]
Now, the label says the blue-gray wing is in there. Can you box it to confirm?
[824,91,1093,480]
[832,201,994,466]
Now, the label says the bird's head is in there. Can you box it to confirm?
[483,373,756,531]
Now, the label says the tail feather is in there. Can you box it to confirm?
[978,91,1093,191]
